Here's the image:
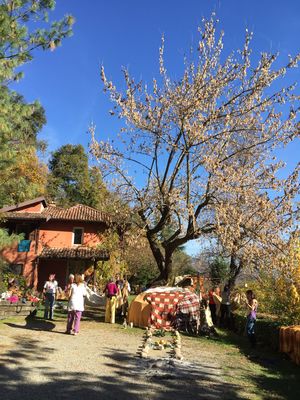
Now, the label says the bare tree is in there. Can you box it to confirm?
[91,15,299,283]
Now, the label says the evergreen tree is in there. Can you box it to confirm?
[209,257,230,285]
[47,145,111,208]
[0,0,74,83]
[47,144,90,206]
[0,0,74,207]
[0,87,47,207]
[86,166,112,210]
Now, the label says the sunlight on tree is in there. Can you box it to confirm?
[91,14,299,283]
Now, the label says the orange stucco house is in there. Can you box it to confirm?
[0,197,110,290]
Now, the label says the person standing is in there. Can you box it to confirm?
[65,274,75,294]
[66,274,87,335]
[116,278,124,316]
[121,279,130,317]
[104,277,118,323]
[43,274,58,320]
[245,290,258,347]
[220,285,231,328]
[115,274,124,290]
[208,287,217,325]
[212,286,222,325]
[65,274,76,333]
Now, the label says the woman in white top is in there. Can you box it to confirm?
[65,274,86,335]
[43,274,58,320]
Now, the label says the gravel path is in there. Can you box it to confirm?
[0,314,244,400]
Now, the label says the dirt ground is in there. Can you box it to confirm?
[0,311,250,400]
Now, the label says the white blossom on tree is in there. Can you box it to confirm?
[91,15,299,283]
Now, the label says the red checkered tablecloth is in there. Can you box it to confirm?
[177,292,200,317]
[146,290,199,330]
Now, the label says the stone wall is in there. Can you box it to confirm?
[0,302,36,320]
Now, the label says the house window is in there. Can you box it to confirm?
[9,264,23,275]
[16,223,33,240]
[73,228,84,245]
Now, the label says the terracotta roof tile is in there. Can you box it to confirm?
[2,204,113,224]
[1,212,47,220]
[39,247,109,260]
[42,204,112,224]
[0,197,47,212]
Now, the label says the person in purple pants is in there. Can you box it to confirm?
[65,274,86,335]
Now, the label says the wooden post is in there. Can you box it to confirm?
[93,260,97,289]
[196,272,202,301]
[66,258,70,285]
[34,227,40,254]
[34,258,39,289]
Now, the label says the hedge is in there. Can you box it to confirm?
[231,312,281,351]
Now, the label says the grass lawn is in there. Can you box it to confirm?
[188,329,300,400]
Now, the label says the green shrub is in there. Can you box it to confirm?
[231,311,281,350]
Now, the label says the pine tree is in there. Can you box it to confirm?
[0,87,47,207]
[0,0,74,207]
[46,145,111,209]
[47,144,91,206]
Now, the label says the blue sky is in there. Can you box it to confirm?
[12,0,300,255]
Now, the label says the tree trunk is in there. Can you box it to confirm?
[227,255,243,289]
[154,252,173,284]
[146,232,174,285]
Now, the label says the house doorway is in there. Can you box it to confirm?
[67,260,93,279]
[37,259,67,291]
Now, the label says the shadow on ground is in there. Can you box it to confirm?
[0,322,248,400]
[3,316,299,399]
[4,305,123,333]
[5,316,56,332]
[46,303,104,323]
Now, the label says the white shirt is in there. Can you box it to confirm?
[68,283,87,312]
[44,280,58,294]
